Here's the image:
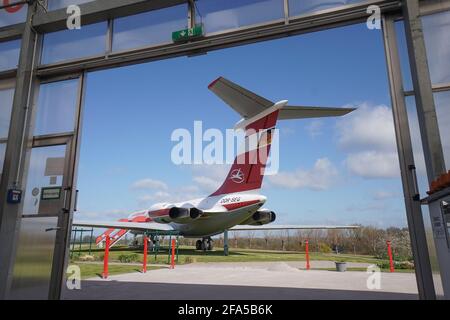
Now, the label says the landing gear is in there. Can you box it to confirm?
[196,240,202,250]
[196,238,213,251]
[207,239,213,251]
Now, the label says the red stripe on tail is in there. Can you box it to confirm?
[210,110,278,196]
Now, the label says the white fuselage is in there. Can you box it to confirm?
[141,193,267,237]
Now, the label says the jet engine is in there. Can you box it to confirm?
[169,207,203,221]
[189,207,203,219]
[169,207,190,220]
[241,209,276,225]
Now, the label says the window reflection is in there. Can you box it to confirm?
[196,0,284,34]
[0,79,15,185]
[422,11,450,85]
[434,91,450,169]
[0,2,27,28]
[113,4,188,52]
[405,91,450,190]
[0,79,15,139]
[405,96,429,195]
[47,0,94,11]
[394,21,413,92]
[34,79,79,136]
[0,143,5,180]
[41,22,107,65]
[289,0,365,16]
[0,39,21,71]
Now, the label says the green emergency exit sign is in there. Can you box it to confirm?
[172,24,204,42]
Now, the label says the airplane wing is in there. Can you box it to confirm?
[229,225,360,231]
[208,77,355,120]
[73,220,175,232]
[278,106,356,120]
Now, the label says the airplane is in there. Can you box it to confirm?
[74,77,357,251]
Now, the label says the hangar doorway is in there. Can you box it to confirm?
[0,0,448,300]
[69,20,417,299]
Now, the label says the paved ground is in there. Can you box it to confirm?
[63,261,418,300]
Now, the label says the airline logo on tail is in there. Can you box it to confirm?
[229,168,245,184]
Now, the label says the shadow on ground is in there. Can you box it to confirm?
[63,280,418,300]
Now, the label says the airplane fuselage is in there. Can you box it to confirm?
[143,193,267,237]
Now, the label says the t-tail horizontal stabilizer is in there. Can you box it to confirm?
[208,76,355,123]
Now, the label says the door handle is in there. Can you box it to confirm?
[45,227,61,232]
[62,187,71,213]
[408,164,420,201]
[74,189,79,212]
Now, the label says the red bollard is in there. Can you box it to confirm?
[170,239,176,269]
[386,240,395,272]
[305,239,310,270]
[143,236,148,273]
[102,236,110,279]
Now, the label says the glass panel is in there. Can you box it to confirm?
[0,39,21,71]
[0,79,14,184]
[0,143,5,182]
[394,21,413,92]
[0,79,15,139]
[196,0,284,34]
[34,79,78,136]
[405,96,429,196]
[23,145,66,215]
[47,0,94,11]
[405,91,450,190]
[422,10,450,85]
[0,1,27,28]
[41,22,107,65]
[113,4,188,52]
[434,91,450,169]
[289,0,366,16]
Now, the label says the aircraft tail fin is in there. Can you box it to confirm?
[210,111,279,196]
[207,77,355,196]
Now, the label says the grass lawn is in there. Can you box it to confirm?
[69,246,414,278]
[74,263,164,279]
[71,245,389,265]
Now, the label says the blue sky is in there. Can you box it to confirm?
[76,22,410,228]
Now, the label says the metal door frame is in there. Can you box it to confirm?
[14,71,86,300]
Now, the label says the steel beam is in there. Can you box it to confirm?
[32,0,187,33]
[0,2,38,299]
[419,0,450,16]
[36,0,401,78]
[0,24,24,42]
[382,15,436,300]
[402,0,446,181]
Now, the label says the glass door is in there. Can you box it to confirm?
[9,74,84,300]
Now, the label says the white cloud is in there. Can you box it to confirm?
[336,103,400,179]
[193,176,221,192]
[130,164,230,207]
[190,163,230,193]
[345,151,399,178]
[131,178,168,191]
[268,158,338,190]
[337,103,396,153]
[305,120,323,138]
[137,186,202,206]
